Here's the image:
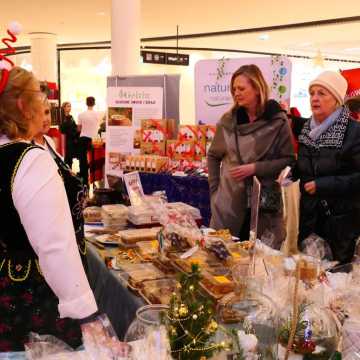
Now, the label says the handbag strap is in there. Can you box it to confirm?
[234,126,254,190]
[234,126,243,165]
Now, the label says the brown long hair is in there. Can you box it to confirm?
[230,64,269,115]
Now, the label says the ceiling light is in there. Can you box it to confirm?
[344,47,360,53]
[258,34,270,41]
[313,50,324,68]
[298,42,313,47]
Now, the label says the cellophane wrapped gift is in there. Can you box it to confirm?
[301,233,333,260]
[25,314,131,360]
[277,264,340,360]
[101,204,128,229]
[343,320,360,360]
[153,201,203,251]
[25,333,88,359]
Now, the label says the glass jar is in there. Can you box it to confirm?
[278,301,339,359]
[217,279,278,359]
[124,305,171,359]
[277,272,339,360]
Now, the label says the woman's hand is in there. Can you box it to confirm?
[304,181,316,195]
[229,164,255,181]
[277,166,293,187]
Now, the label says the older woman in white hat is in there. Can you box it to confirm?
[296,70,360,264]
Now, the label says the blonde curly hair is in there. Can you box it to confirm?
[0,67,41,139]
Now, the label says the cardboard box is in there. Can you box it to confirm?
[206,125,216,142]
[141,119,168,143]
[167,118,178,140]
[140,141,166,156]
[144,156,169,173]
[166,140,178,159]
[167,140,195,161]
[194,140,206,161]
[197,125,207,143]
[178,125,198,141]
[206,141,213,154]
[141,118,168,131]
[142,129,166,143]
[124,155,168,173]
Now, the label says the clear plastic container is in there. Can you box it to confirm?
[136,240,159,260]
[117,227,162,245]
[128,204,159,225]
[101,204,128,219]
[141,278,179,304]
[217,283,278,359]
[119,263,166,288]
[83,206,102,223]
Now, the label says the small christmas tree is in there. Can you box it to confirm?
[165,264,232,360]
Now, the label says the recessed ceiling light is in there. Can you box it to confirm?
[298,42,313,47]
[96,11,106,16]
[344,47,360,52]
[258,34,270,41]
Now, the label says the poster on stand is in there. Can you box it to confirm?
[105,86,163,181]
[194,56,292,125]
[123,171,145,206]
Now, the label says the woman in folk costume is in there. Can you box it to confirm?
[33,98,88,269]
[296,71,360,264]
[0,23,130,355]
[207,64,295,248]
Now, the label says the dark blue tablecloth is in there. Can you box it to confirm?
[86,244,145,340]
[139,173,211,226]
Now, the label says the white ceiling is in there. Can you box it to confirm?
[1,0,360,60]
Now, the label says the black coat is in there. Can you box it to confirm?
[296,109,360,263]
[60,115,79,157]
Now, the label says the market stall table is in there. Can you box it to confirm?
[86,243,145,339]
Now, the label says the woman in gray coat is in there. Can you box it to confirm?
[207,64,295,248]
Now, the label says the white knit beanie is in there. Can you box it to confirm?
[309,71,348,105]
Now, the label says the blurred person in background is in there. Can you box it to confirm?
[77,96,99,188]
[346,95,360,121]
[60,101,79,169]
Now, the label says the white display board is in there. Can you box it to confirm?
[105,85,163,180]
[194,56,292,125]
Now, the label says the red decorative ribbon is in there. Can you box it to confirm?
[1,29,17,66]
[0,29,18,94]
[142,130,152,142]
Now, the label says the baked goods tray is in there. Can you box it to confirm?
[138,277,179,305]
[116,263,169,299]
[169,260,227,302]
